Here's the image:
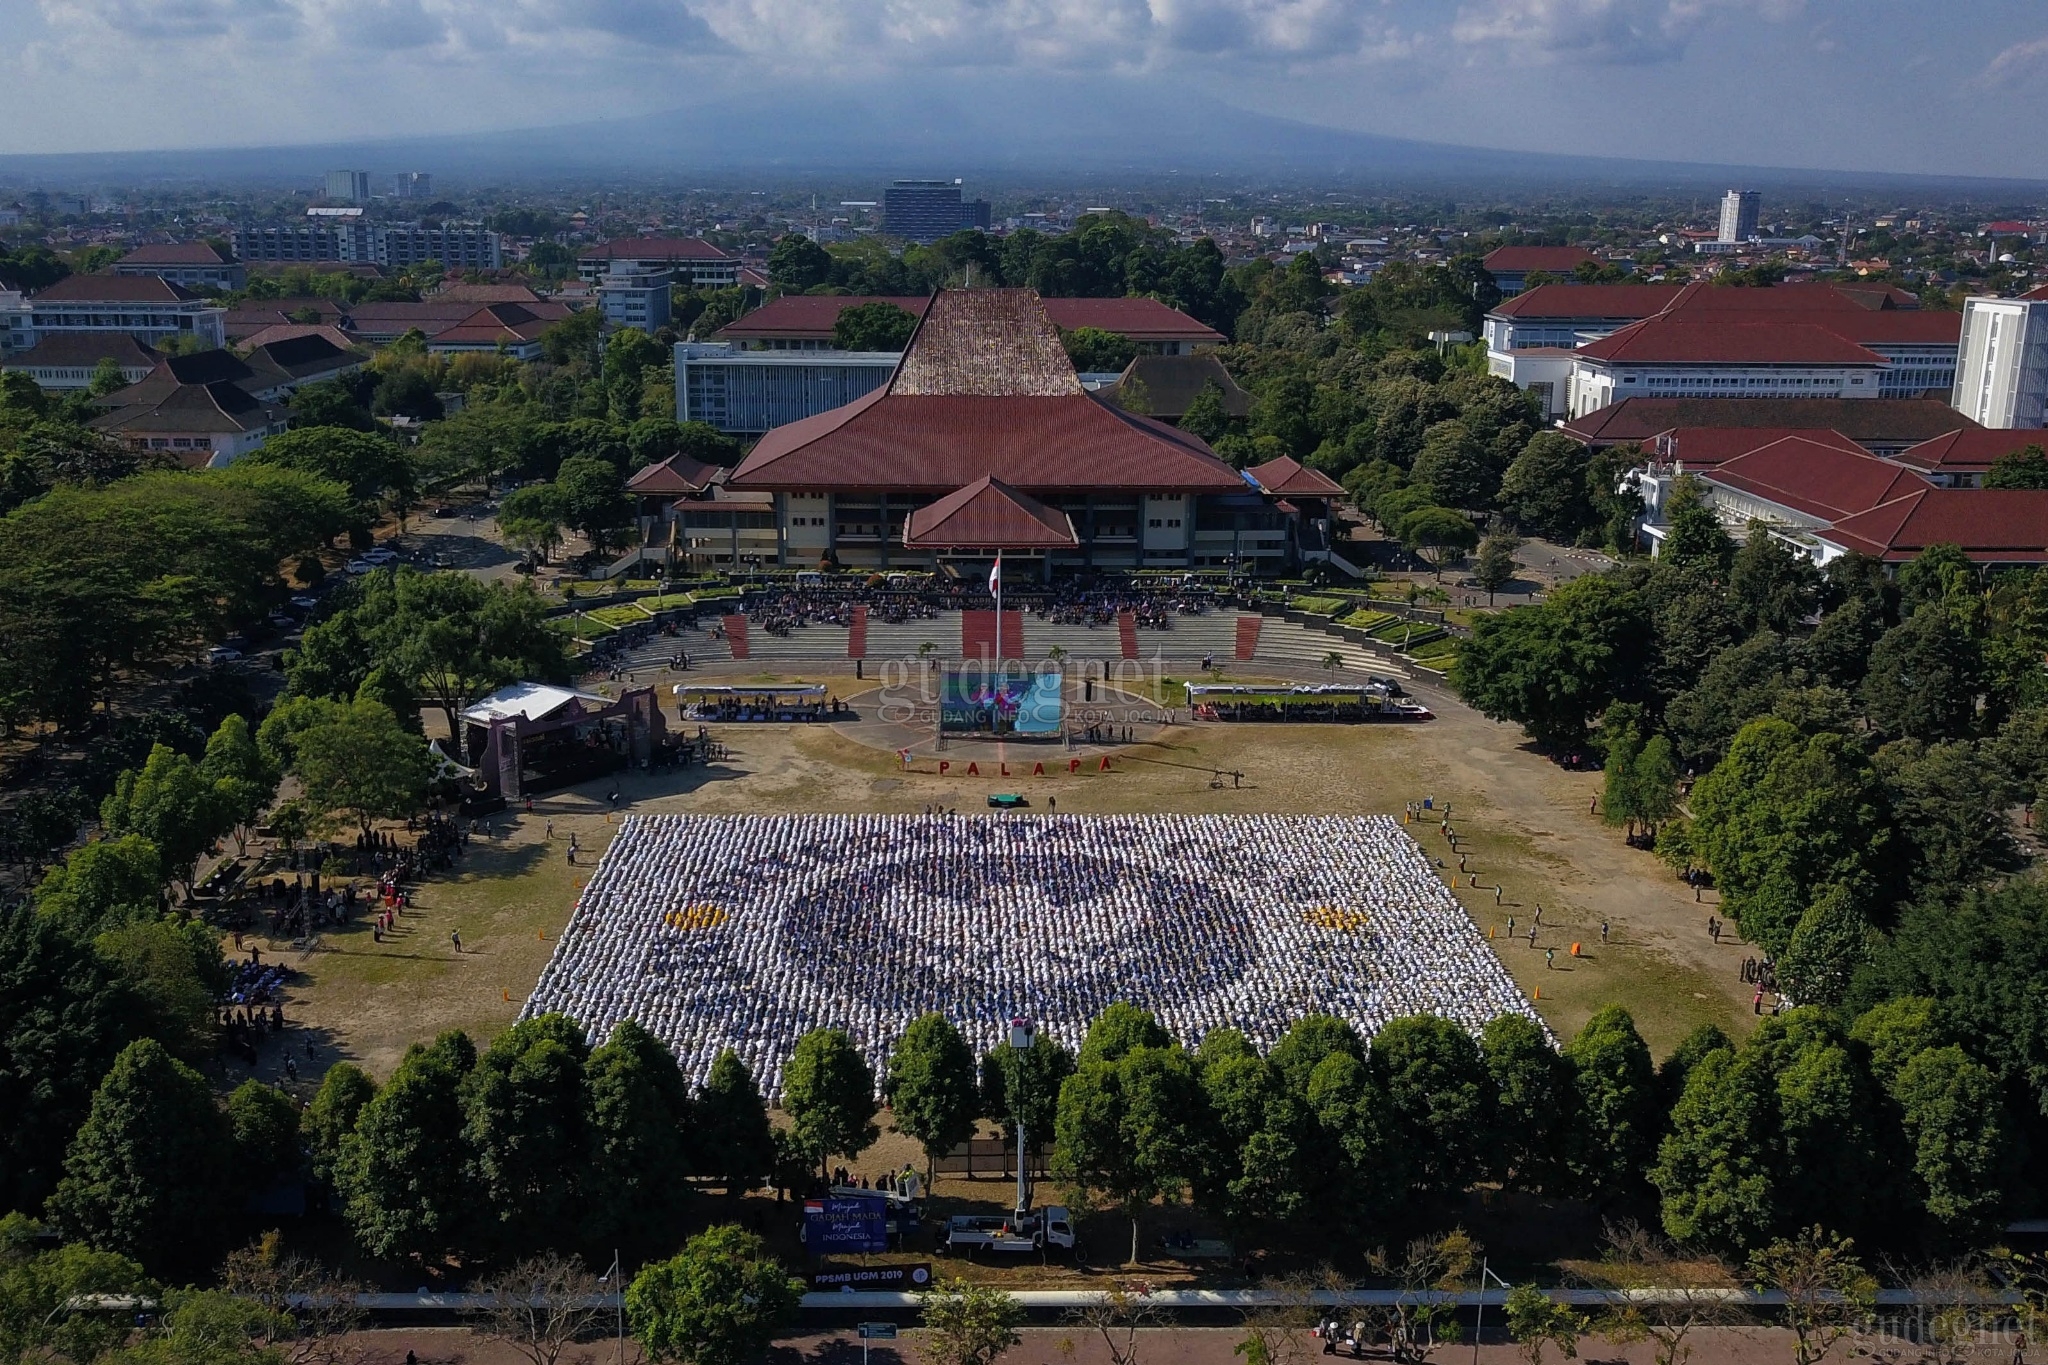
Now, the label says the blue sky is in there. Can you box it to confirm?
[4,0,2048,179]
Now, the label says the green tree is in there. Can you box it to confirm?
[553,455,631,554]
[200,714,277,853]
[94,918,229,1065]
[1078,1003,1172,1067]
[48,1038,229,1275]
[461,1014,590,1257]
[291,700,430,835]
[1601,721,1642,834]
[497,483,567,565]
[1481,1013,1574,1192]
[1411,420,1499,510]
[1503,1283,1586,1365]
[1497,432,1593,541]
[833,301,918,352]
[1689,718,1892,956]
[1651,1047,1773,1254]
[1473,532,1521,604]
[305,1063,376,1186]
[1848,997,1949,1090]
[586,1020,694,1257]
[1062,328,1137,374]
[1727,526,1820,637]
[337,1031,475,1262]
[980,1032,1076,1155]
[1747,1228,1875,1365]
[917,1278,1024,1365]
[694,1049,775,1197]
[1632,735,1679,835]
[1984,444,2048,489]
[783,1029,878,1175]
[1564,1006,1659,1205]
[1398,506,1480,581]
[0,1230,156,1365]
[626,1225,802,1365]
[33,835,164,935]
[0,906,142,1217]
[248,427,413,510]
[1373,1014,1494,1204]
[1452,574,1649,749]
[86,357,128,398]
[1891,1045,2010,1243]
[227,1079,302,1185]
[1659,479,1733,576]
[99,743,229,892]
[287,379,376,432]
[884,1013,980,1186]
[1862,606,1986,741]
[1053,1042,1206,1264]
[1179,381,1233,444]
[1777,886,1869,1007]
[766,235,834,291]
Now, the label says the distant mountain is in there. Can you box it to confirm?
[2,79,2043,194]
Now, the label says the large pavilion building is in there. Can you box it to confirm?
[719,289,1312,577]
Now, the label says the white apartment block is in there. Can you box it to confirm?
[1952,295,2048,429]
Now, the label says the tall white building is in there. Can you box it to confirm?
[1718,190,1761,244]
[1952,295,2048,429]
[324,170,371,203]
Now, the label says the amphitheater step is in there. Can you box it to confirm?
[1117,611,1139,660]
[1234,615,1262,661]
[848,605,868,660]
[723,614,750,661]
[960,610,1026,661]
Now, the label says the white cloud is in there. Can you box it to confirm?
[1981,33,2048,86]
[1450,0,1796,65]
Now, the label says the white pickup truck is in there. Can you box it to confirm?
[943,1206,1076,1257]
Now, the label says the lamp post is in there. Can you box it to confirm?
[598,1249,624,1365]
[1007,1016,1035,1220]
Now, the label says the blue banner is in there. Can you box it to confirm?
[803,1197,888,1255]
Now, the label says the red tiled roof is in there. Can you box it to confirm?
[627,453,721,495]
[118,242,235,267]
[579,236,734,263]
[429,302,570,346]
[1577,320,1885,366]
[901,476,1080,549]
[233,323,358,352]
[429,283,543,304]
[714,293,1222,344]
[1489,284,1682,318]
[1705,438,1933,521]
[1247,455,1344,497]
[1825,489,2048,562]
[1564,398,1979,446]
[1651,427,1867,469]
[0,333,159,369]
[1893,428,2048,474]
[32,274,205,303]
[2022,285,2048,302]
[1483,246,1601,274]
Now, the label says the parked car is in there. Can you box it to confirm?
[345,559,374,575]
[289,596,320,612]
[433,504,458,517]
[206,646,243,665]
[361,546,399,565]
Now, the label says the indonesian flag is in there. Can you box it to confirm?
[988,553,1002,596]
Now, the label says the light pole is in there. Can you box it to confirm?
[1007,1016,1035,1220]
[598,1249,624,1365]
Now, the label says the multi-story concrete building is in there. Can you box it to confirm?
[0,275,227,356]
[597,267,672,332]
[882,181,992,244]
[577,237,738,290]
[1718,190,1761,244]
[675,344,900,435]
[231,222,502,270]
[325,170,371,203]
[1952,295,2048,429]
[391,172,434,200]
[114,242,245,291]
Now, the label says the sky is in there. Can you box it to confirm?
[5,0,2048,180]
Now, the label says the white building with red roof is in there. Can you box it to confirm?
[114,242,244,291]
[1481,246,1604,295]
[722,289,1303,576]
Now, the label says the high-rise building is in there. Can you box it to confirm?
[231,222,502,270]
[882,180,992,244]
[324,170,371,203]
[1953,295,2048,429]
[1718,190,1761,244]
[392,172,434,200]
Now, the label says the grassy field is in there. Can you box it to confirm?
[266,675,1747,1081]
